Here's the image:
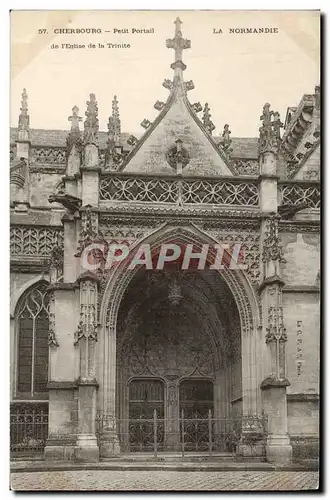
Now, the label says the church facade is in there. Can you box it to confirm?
[10,19,320,465]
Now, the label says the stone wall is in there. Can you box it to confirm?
[280,231,320,287]
[29,171,64,208]
[10,272,42,308]
[283,291,319,445]
[284,292,319,395]
[124,95,232,177]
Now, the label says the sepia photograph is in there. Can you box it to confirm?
[9,9,320,491]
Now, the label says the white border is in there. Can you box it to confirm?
[2,2,327,498]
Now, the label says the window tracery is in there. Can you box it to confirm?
[15,283,50,397]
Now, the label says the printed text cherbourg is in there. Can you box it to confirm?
[52,27,279,35]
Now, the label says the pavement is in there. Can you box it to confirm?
[10,456,319,473]
[10,470,319,491]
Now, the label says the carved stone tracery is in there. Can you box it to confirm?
[101,225,257,352]
[234,159,259,176]
[166,140,190,171]
[31,147,66,166]
[99,176,259,206]
[76,207,105,257]
[266,306,287,343]
[278,183,320,209]
[17,282,59,349]
[10,226,64,258]
[75,280,98,345]
[262,216,285,263]
[48,291,59,347]
[195,224,261,283]
[117,270,241,383]
[49,241,64,283]
[263,284,288,381]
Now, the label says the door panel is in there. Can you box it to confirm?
[179,379,214,451]
[128,379,164,451]
[179,379,213,418]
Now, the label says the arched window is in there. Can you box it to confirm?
[15,282,49,398]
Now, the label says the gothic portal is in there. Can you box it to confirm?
[10,17,320,465]
[115,269,242,452]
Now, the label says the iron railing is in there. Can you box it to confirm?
[10,405,267,458]
[96,411,267,457]
[10,403,49,456]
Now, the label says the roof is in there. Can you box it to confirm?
[214,137,258,159]
[10,128,259,159]
[10,128,132,150]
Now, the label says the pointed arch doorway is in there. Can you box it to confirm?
[98,225,263,457]
[115,268,242,452]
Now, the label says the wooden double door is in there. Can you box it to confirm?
[128,378,213,452]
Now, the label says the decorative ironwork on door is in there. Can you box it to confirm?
[128,379,164,451]
[96,413,268,457]
[179,379,214,451]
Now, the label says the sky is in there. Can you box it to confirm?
[10,10,320,137]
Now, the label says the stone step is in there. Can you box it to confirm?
[108,452,237,462]
[11,459,319,473]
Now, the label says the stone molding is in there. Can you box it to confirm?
[47,381,77,390]
[47,282,79,291]
[260,376,290,389]
[287,393,319,401]
[282,285,320,293]
[80,165,102,173]
[258,174,280,181]
[10,262,49,274]
[29,166,66,174]
[76,377,99,388]
[258,275,286,293]
[77,271,100,284]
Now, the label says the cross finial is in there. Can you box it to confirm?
[174,17,182,33]
[166,17,191,74]
[68,105,82,131]
[67,105,82,157]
